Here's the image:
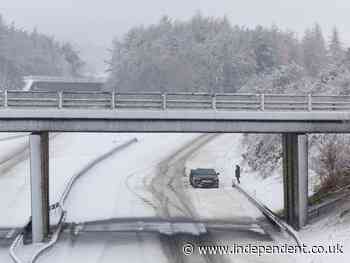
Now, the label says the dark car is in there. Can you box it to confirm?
[189,168,219,188]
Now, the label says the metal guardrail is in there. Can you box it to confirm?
[9,138,139,263]
[234,183,303,247]
[308,188,350,220]
[1,90,350,111]
[9,234,24,263]
[29,212,66,263]
[72,218,263,236]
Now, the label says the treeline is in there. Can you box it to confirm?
[241,24,350,182]
[107,14,301,92]
[107,14,350,196]
[107,14,350,94]
[0,15,84,89]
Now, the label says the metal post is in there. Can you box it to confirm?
[115,93,118,109]
[58,92,63,109]
[307,94,312,111]
[260,94,265,111]
[282,133,308,230]
[111,91,116,109]
[4,90,8,108]
[162,93,167,110]
[30,132,50,243]
[212,94,217,110]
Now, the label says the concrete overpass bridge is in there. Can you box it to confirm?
[1,90,349,243]
[1,90,350,133]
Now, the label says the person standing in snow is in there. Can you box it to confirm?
[235,165,241,184]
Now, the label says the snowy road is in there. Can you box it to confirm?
[64,133,199,222]
[0,133,137,228]
[0,133,300,262]
[34,133,201,263]
[148,134,297,263]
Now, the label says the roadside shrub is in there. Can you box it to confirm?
[241,134,282,178]
[312,134,350,194]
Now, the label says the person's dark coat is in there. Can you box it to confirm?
[235,165,241,183]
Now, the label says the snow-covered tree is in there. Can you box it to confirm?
[239,62,306,94]
[107,16,304,93]
[302,24,327,77]
[312,134,350,192]
[61,43,85,77]
[328,27,345,65]
[241,134,282,178]
[0,14,85,89]
[107,16,350,192]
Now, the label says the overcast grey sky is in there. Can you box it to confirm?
[1,0,349,72]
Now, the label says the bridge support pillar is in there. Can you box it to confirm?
[30,132,50,243]
[282,133,308,230]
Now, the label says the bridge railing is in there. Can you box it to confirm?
[5,90,58,108]
[115,92,163,109]
[215,93,260,110]
[1,90,350,111]
[263,94,309,111]
[166,93,213,109]
[311,95,350,111]
[62,91,112,109]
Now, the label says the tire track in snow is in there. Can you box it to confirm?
[0,134,59,176]
[123,135,216,219]
[146,134,229,263]
[120,134,221,263]
[150,134,218,219]
[0,134,28,142]
[125,166,159,211]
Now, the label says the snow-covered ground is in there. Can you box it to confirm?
[65,133,198,222]
[184,134,298,262]
[0,133,199,227]
[297,199,350,263]
[0,133,350,262]
[0,133,136,227]
[186,134,350,262]
[185,134,262,221]
[0,133,31,228]
[0,133,28,164]
[0,133,199,262]
[38,232,169,263]
[0,245,11,263]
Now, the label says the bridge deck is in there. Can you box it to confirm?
[0,109,349,133]
[0,91,349,133]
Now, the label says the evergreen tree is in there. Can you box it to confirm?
[302,24,327,77]
[0,14,85,89]
[61,43,85,77]
[107,16,302,93]
[328,27,344,65]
